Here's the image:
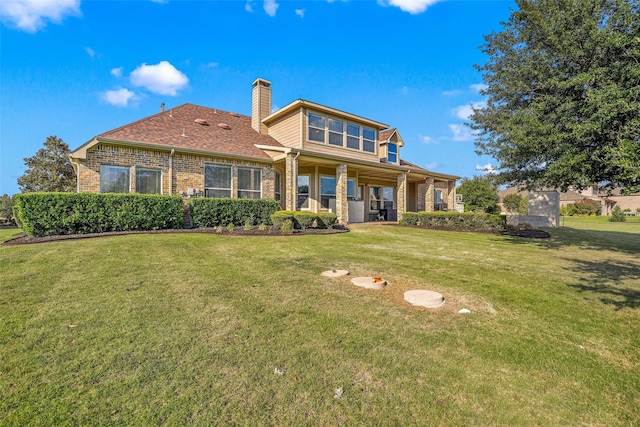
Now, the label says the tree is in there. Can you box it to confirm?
[470,0,640,194]
[18,136,76,193]
[503,193,524,214]
[0,194,15,225]
[456,175,500,213]
[609,205,626,222]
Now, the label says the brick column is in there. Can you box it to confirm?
[417,183,426,211]
[335,163,348,224]
[396,172,407,221]
[425,178,435,212]
[285,153,298,211]
[447,180,456,210]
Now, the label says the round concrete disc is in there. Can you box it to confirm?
[404,290,445,308]
[351,276,387,290]
[321,269,350,277]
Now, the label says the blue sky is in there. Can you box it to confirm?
[0,0,515,196]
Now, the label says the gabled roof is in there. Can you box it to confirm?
[72,103,282,160]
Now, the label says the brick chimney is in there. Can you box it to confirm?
[251,78,272,135]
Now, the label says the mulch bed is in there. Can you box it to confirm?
[2,225,349,246]
[501,228,551,239]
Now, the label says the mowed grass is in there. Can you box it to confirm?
[1,220,638,426]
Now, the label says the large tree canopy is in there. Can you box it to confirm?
[456,175,500,213]
[18,136,76,193]
[470,0,640,194]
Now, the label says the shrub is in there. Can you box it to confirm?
[280,219,294,233]
[271,210,296,229]
[316,212,337,229]
[609,206,626,222]
[571,198,601,216]
[189,198,279,228]
[0,194,16,226]
[293,212,317,230]
[503,194,524,214]
[400,211,506,231]
[399,212,419,226]
[14,192,184,237]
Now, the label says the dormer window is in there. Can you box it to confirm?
[387,143,398,163]
[307,111,377,154]
[328,118,344,146]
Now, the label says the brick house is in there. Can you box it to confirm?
[70,78,458,223]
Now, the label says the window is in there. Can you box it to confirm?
[346,124,360,150]
[347,178,360,199]
[370,186,394,210]
[275,173,282,201]
[238,167,262,199]
[435,189,443,204]
[328,118,344,146]
[100,165,130,193]
[135,168,161,194]
[383,187,394,209]
[320,176,336,209]
[297,175,310,210]
[370,186,381,211]
[308,113,325,143]
[387,143,398,163]
[204,164,232,198]
[363,128,376,153]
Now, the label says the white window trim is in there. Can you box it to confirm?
[307,112,377,155]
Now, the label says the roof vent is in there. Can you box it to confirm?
[217,123,231,130]
[194,119,209,126]
[230,113,241,118]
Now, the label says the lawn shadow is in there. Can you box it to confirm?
[563,257,640,310]
[495,227,640,256]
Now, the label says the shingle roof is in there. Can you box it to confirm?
[379,129,396,142]
[98,103,282,160]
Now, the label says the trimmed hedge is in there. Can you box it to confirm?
[189,198,280,228]
[400,211,506,231]
[14,192,184,237]
[270,210,338,230]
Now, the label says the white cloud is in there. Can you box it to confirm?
[110,67,124,78]
[130,61,189,96]
[264,0,278,16]
[245,1,253,12]
[295,8,305,18]
[379,0,441,14]
[0,0,81,32]
[448,123,476,142]
[151,0,168,3]
[476,163,497,174]
[101,88,138,108]
[453,101,486,120]
[422,135,435,144]
[425,162,439,170]
[470,83,488,93]
[85,47,95,58]
[205,62,219,68]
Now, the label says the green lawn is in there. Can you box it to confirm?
[1,220,638,425]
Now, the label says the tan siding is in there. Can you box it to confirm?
[305,141,380,162]
[267,110,302,148]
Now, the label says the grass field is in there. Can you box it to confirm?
[1,219,639,425]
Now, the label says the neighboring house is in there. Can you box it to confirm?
[498,186,640,215]
[70,78,458,224]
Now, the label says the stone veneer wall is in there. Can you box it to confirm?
[77,144,275,199]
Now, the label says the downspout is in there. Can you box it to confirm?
[169,149,175,195]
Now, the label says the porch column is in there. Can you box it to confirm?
[447,181,456,210]
[336,163,348,224]
[417,183,427,211]
[397,172,407,221]
[425,177,435,212]
[285,153,298,211]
